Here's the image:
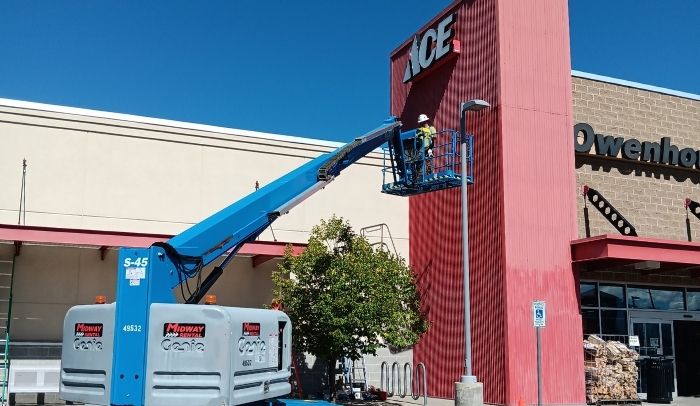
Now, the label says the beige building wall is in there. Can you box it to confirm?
[0,242,281,342]
[3,244,114,342]
[0,99,410,342]
[573,76,700,241]
[0,99,408,254]
[4,77,699,344]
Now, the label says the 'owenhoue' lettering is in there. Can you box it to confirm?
[594,134,624,157]
[574,123,700,170]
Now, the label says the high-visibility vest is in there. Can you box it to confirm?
[417,126,436,149]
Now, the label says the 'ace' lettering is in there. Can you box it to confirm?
[403,13,457,83]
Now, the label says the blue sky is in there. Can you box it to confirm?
[1,1,698,142]
[569,0,699,94]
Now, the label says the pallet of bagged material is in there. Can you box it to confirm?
[584,335,639,405]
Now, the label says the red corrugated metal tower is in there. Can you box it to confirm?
[390,0,584,404]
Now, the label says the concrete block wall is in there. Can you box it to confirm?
[573,76,700,242]
[363,347,413,391]
[296,347,413,399]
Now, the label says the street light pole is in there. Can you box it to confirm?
[459,99,490,384]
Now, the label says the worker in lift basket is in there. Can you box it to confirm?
[417,113,437,172]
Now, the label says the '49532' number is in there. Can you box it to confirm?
[123,324,142,332]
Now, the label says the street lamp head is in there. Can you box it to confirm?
[459,99,490,139]
[461,99,490,113]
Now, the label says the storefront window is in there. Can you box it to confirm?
[627,286,685,310]
[687,289,700,311]
[582,309,600,335]
[599,284,625,308]
[600,310,628,335]
[580,282,598,307]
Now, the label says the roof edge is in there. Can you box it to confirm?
[0,223,306,256]
[571,233,700,265]
[572,70,700,102]
[0,97,346,149]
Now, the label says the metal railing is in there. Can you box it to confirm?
[380,361,427,406]
[0,255,18,406]
[381,130,473,196]
[360,223,398,255]
[0,338,6,405]
[382,130,462,183]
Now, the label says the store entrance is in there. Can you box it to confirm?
[630,318,675,397]
[673,320,700,397]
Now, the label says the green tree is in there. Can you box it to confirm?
[272,216,428,400]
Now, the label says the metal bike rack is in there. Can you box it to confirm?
[380,361,428,406]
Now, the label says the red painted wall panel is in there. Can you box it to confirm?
[392,0,505,401]
[390,0,584,404]
[497,0,583,403]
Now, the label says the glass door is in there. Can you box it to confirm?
[630,318,675,398]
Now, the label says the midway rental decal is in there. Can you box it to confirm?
[403,13,456,83]
[575,123,700,169]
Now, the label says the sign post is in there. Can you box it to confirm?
[532,301,546,406]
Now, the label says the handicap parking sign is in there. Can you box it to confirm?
[532,301,546,327]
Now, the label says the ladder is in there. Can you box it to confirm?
[342,357,368,396]
[350,357,367,392]
[0,254,16,405]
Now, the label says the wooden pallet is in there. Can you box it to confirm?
[595,399,642,406]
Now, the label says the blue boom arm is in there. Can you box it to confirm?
[109,119,402,406]
[171,120,400,261]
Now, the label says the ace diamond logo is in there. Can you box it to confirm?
[403,13,457,83]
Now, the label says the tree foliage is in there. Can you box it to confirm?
[272,216,428,394]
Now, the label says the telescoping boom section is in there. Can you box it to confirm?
[60,119,404,406]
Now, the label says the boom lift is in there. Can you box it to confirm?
[60,118,472,406]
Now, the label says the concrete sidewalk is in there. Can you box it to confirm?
[346,396,700,406]
[382,397,451,406]
[8,394,699,406]
[644,397,700,406]
[339,397,451,406]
